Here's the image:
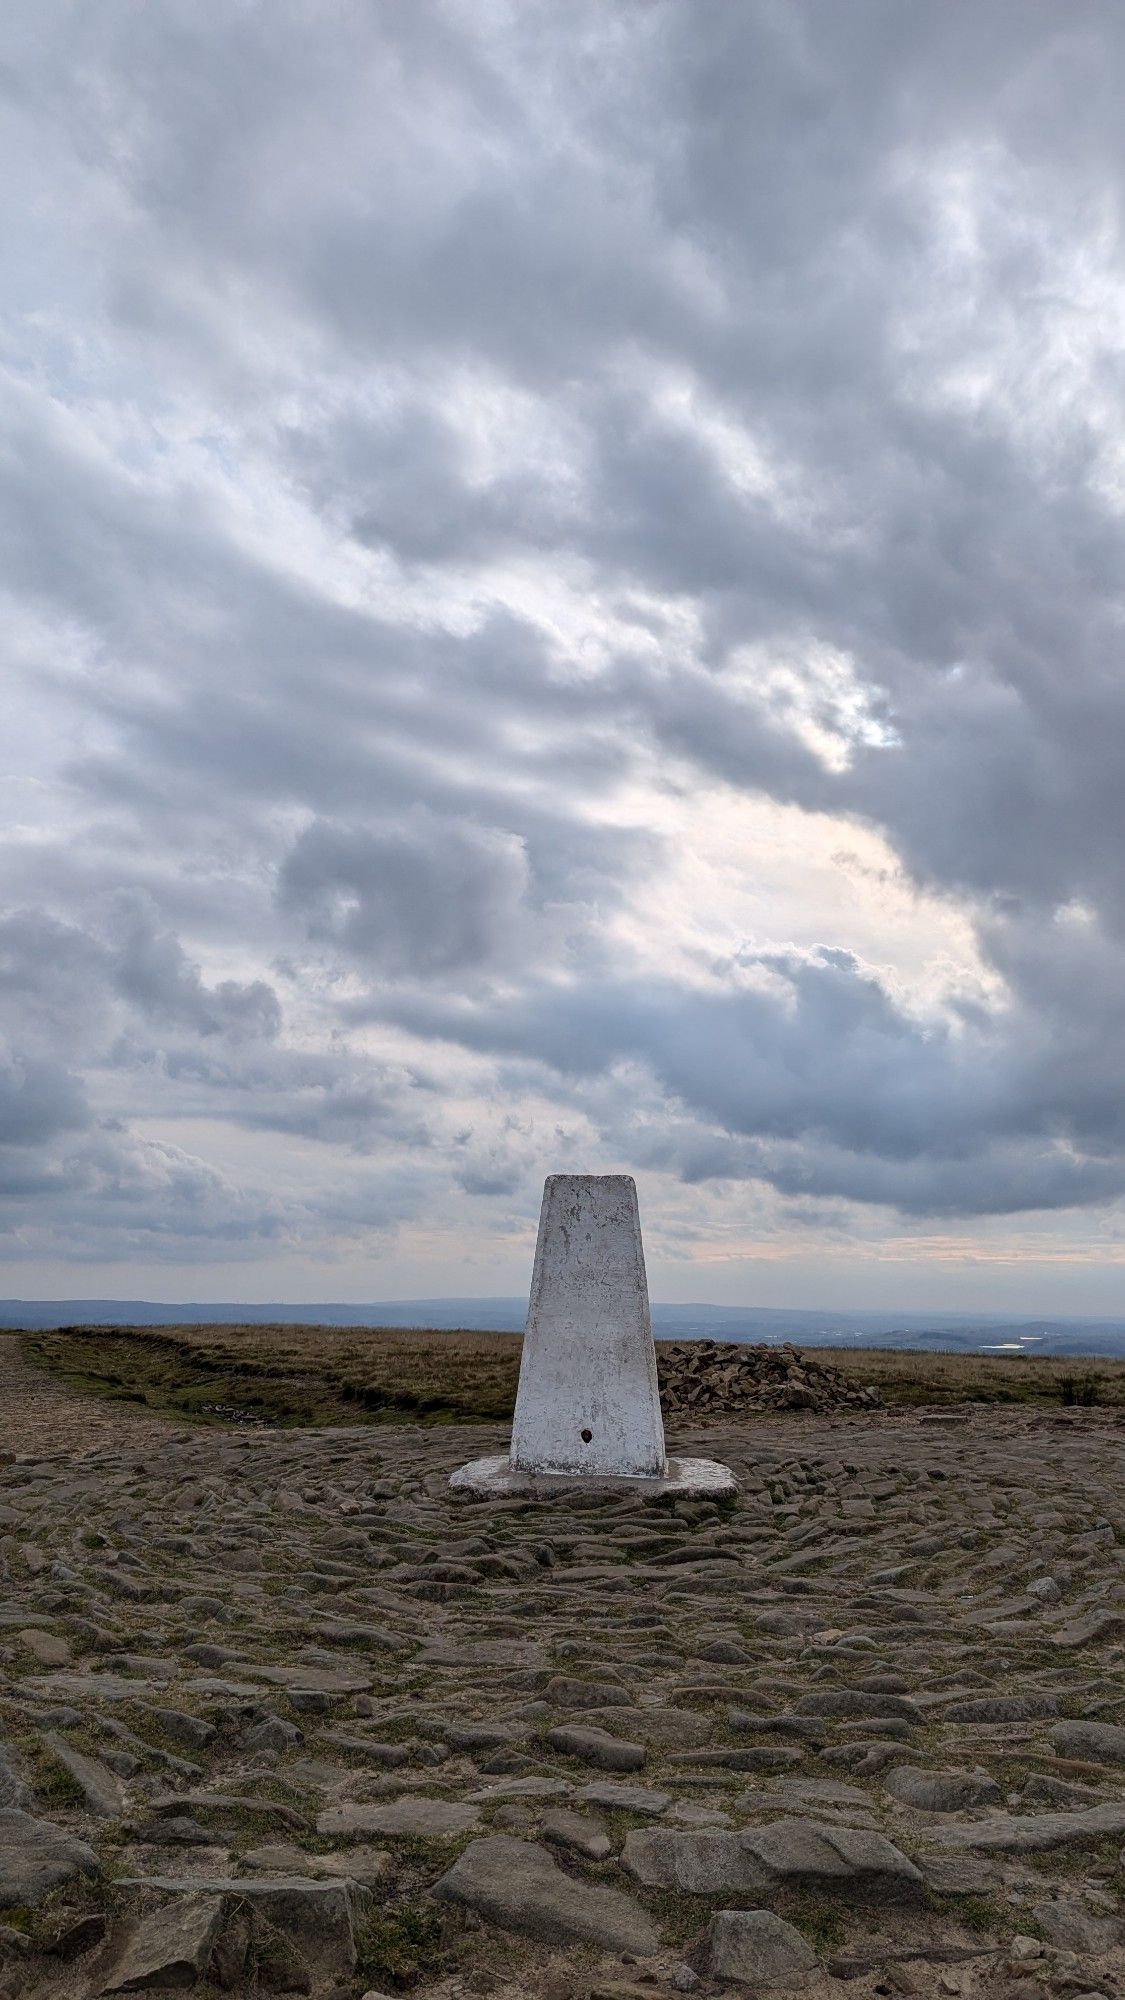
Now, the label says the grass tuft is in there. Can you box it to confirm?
[354,1900,446,1987]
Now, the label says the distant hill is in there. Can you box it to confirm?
[4,1296,1125,1355]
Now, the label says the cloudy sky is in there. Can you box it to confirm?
[4,2,1125,1312]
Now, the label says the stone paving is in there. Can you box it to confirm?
[3,1337,1125,1998]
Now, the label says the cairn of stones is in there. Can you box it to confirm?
[658,1339,882,1417]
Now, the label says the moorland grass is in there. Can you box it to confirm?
[18,1321,1125,1428]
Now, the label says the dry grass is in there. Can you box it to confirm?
[831,1344,1125,1408]
[22,1322,524,1427]
[19,1322,1125,1428]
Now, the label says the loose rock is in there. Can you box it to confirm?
[883,1765,1001,1812]
[657,1342,880,1416]
[546,1725,645,1772]
[707,1908,818,1987]
[432,1835,658,1953]
[1050,1720,1125,1765]
[101,1891,224,1993]
[0,1808,99,1907]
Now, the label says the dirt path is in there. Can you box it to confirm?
[0,1329,183,1457]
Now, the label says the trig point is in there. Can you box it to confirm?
[451,1173,736,1497]
[514,1173,665,1476]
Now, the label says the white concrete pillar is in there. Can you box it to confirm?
[509,1174,667,1478]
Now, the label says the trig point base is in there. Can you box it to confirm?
[451,1172,736,1498]
[449,1452,737,1498]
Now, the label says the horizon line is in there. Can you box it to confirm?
[2,1294,1124,1325]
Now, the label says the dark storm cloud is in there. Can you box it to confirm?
[3,0,1125,1262]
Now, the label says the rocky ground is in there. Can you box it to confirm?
[4,1334,1125,2000]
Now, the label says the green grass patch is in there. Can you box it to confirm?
[33,1750,86,1810]
[633,1884,711,1948]
[354,1900,447,1986]
[1024,1833,1123,1878]
[954,1895,1007,1935]
[785,1893,848,1953]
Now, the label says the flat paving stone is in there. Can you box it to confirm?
[883,1764,1002,1812]
[316,1796,482,1838]
[577,1781,671,1813]
[0,1807,99,1907]
[1050,1719,1125,1764]
[433,1834,659,1952]
[929,1801,1125,1851]
[546,1724,646,1771]
[117,1874,363,1959]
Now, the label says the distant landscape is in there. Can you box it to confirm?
[18,1319,1125,1425]
[7,1294,1125,1354]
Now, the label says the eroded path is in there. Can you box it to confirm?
[3,1387,1125,2000]
[0,1334,177,1459]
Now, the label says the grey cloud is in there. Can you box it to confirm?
[4,1,1125,1268]
[456,1156,525,1199]
[0,902,280,1048]
[0,910,111,1056]
[374,944,1125,1217]
[0,1128,285,1260]
[0,1054,89,1148]
[0,389,642,878]
[160,1043,431,1153]
[0,893,432,1261]
[1,900,427,1152]
[278,815,530,976]
[104,895,281,1040]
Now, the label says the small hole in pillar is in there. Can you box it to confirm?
[580,1428,593,1444]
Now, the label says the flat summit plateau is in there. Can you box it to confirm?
[3,1330,1125,2000]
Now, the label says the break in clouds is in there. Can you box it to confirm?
[4,1,1125,1294]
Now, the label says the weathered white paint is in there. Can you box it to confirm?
[509,1173,667,1477]
[450,1452,738,1498]
[450,1168,736,1497]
